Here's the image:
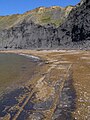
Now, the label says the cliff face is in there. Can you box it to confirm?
[0,21,59,49]
[0,6,73,49]
[59,0,90,41]
[57,0,90,49]
[0,0,90,50]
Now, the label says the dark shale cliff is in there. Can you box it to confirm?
[0,0,90,50]
[58,0,90,49]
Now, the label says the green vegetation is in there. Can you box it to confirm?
[0,6,73,30]
[0,14,22,30]
[41,15,51,23]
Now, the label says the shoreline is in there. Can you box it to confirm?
[0,52,42,99]
[0,50,90,120]
[18,53,40,61]
[0,49,89,59]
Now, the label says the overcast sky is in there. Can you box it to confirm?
[0,0,80,15]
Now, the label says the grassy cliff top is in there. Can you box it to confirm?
[0,6,74,30]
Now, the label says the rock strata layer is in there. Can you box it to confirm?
[0,0,90,50]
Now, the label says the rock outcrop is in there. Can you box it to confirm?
[0,0,90,50]
[58,0,90,49]
[0,21,59,49]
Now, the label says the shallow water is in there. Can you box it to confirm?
[0,53,38,96]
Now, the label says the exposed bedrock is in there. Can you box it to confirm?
[0,0,90,49]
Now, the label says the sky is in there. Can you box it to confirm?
[0,0,80,16]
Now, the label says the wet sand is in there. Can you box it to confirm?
[0,53,41,97]
[0,50,90,120]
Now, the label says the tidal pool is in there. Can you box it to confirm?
[0,53,38,96]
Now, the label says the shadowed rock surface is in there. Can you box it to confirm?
[58,0,90,49]
[0,63,76,120]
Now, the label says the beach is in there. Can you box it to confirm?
[0,50,90,120]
